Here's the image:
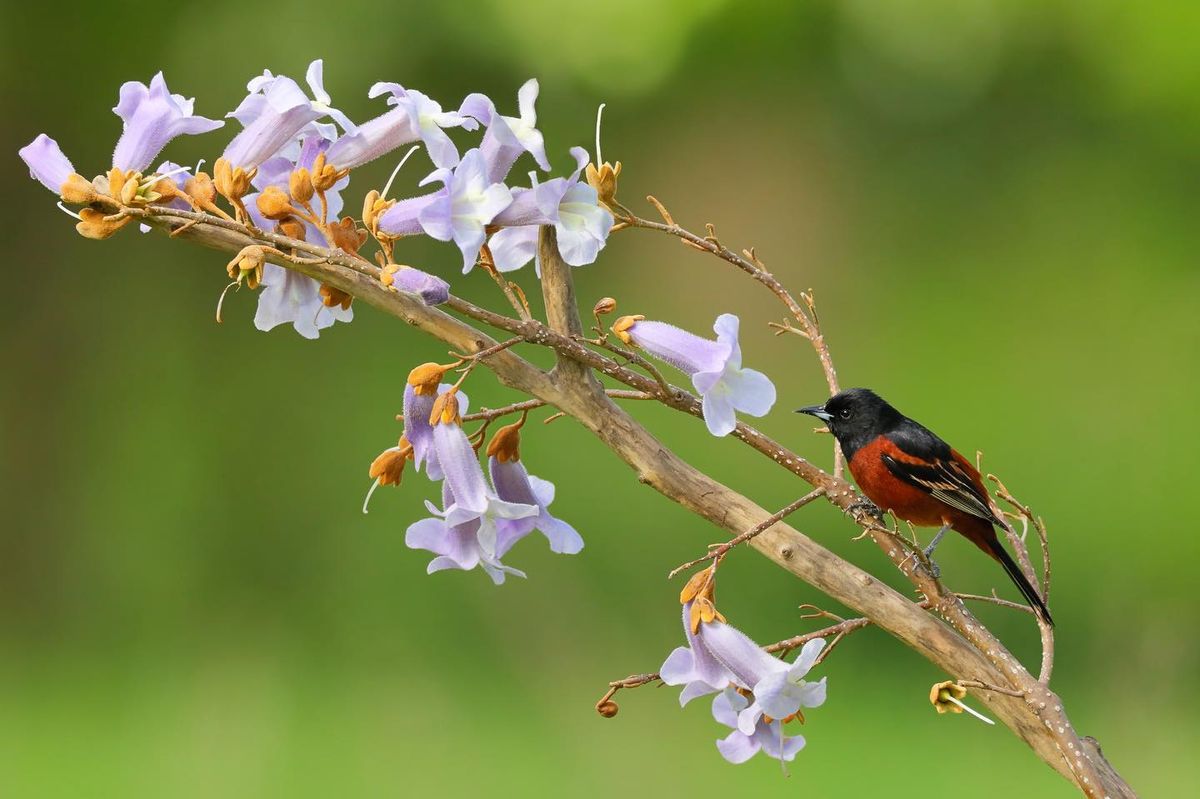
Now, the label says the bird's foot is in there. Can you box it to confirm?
[847,498,884,522]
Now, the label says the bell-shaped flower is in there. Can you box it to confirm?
[222,60,352,171]
[711,688,807,765]
[613,313,776,437]
[698,619,827,735]
[489,147,614,271]
[111,72,223,173]
[377,149,513,273]
[325,82,476,171]
[485,418,583,555]
[660,601,738,706]
[428,391,537,529]
[401,365,467,479]
[405,482,530,584]
[460,79,551,183]
[19,134,76,194]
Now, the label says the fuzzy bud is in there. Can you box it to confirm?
[407,361,458,396]
[288,167,314,204]
[593,297,617,316]
[256,186,295,221]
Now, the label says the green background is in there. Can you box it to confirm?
[2,1,1197,795]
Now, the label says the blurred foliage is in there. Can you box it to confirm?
[1,1,1198,796]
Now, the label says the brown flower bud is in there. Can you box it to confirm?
[75,208,132,240]
[328,216,368,254]
[368,437,414,487]
[185,172,217,206]
[288,167,314,204]
[929,681,968,715]
[596,701,619,718]
[592,297,617,316]
[610,314,644,345]
[59,173,98,205]
[428,389,461,426]
[276,216,307,241]
[585,160,622,211]
[407,361,458,396]
[226,246,266,289]
[319,283,353,310]
[213,157,255,199]
[257,186,296,221]
[485,417,525,463]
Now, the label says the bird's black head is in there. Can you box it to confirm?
[797,388,904,459]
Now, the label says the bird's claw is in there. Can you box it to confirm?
[847,498,884,521]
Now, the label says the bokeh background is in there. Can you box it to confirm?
[2,1,1198,796]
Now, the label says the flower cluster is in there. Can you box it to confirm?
[660,572,827,765]
[19,63,615,338]
[364,362,583,583]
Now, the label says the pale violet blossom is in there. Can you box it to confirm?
[325,82,476,171]
[377,148,513,273]
[111,72,223,173]
[659,601,738,706]
[406,482,530,584]
[711,688,807,765]
[489,146,614,271]
[460,79,551,182]
[619,314,776,436]
[698,619,827,735]
[403,384,468,479]
[431,411,537,529]
[488,456,584,555]
[19,134,75,193]
[243,133,353,338]
[222,60,352,170]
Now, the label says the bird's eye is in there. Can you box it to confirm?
[839,408,853,420]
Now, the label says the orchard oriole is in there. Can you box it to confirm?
[799,388,1053,625]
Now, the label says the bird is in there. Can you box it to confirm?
[798,388,1052,625]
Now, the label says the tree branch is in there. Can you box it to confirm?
[131,205,1133,797]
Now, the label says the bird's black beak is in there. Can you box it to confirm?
[796,404,833,422]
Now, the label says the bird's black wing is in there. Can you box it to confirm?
[882,420,999,524]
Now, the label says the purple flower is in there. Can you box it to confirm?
[405,482,530,584]
[698,620,827,735]
[111,72,223,173]
[377,149,513,273]
[489,146,614,271]
[711,688,807,765]
[18,134,75,193]
[460,79,551,183]
[325,82,476,171]
[431,412,536,529]
[659,601,738,706]
[389,266,450,305]
[615,314,776,436]
[222,60,352,170]
[402,380,468,479]
[488,457,583,555]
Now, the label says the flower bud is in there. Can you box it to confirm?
[929,680,968,715]
[184,172,217,206]
[319,283,353,310]
[407,361,458,396]
[428,389,461,426]
[368,436,414,487]
[226,245,266,289]
[596,701,619,718]
[593,297,617,316]
[59,173,98,205]
[610,314,644,345]
[328,217,368,254]
[256,186,296,221]
[213,157,255,199]
[276,216,307,242]
[585,160,622,211]
[288,167,314,204]
[485,417,524,463]
[75,208,132,240]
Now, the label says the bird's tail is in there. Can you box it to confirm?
[986,537,1054,626]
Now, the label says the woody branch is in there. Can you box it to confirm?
[130,202,1130,798]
